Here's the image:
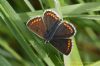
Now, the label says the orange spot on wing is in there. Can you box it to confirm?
[38,18,41,21]
[54,17,58,20]
[46,12,59,20]
[64,23,73,33]
[30,21,34,25]
[66,40,71,51]
[46,13,49,15]
[30,19,39,25]
[50,14,53,16]
[47,12,51,15]
[64,22,67,26]
[36,19,38,22]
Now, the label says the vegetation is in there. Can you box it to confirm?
[0,0,100,66]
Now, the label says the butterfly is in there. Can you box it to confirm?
[26,10,76,55]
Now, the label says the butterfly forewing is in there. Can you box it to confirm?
[53,22,76,39]
[43,10,62,41]
[27,17,46,38]
[50,39,72,55]
[43,10,61,31]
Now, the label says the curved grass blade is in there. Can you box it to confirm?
[88,61,100,66]
[62,2,100,15]
[64,15,100,20]
[0,38,30,66]
[0,55,12,66]
[0,0,45,66]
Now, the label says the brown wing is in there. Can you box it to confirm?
[53,21,76,39]
[50,39,72,55]
[27,16,46,38]
[43,10,61,31]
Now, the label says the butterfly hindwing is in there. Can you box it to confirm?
[27,16,46,38]
[50,39,72,55]
[53,22,76,39]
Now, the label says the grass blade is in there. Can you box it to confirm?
[0,55,12,66]
[0,0,45,65]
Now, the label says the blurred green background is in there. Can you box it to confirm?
[0,0,100,66]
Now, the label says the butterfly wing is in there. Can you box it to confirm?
[53,21,76,39]
[43,10,61,31]
[27,16,46,38]
[50,39,72,55]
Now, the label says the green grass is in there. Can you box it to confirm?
[0,0,100,66]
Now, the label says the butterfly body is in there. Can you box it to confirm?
[44,20,61,41]
[27,10,76,55]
